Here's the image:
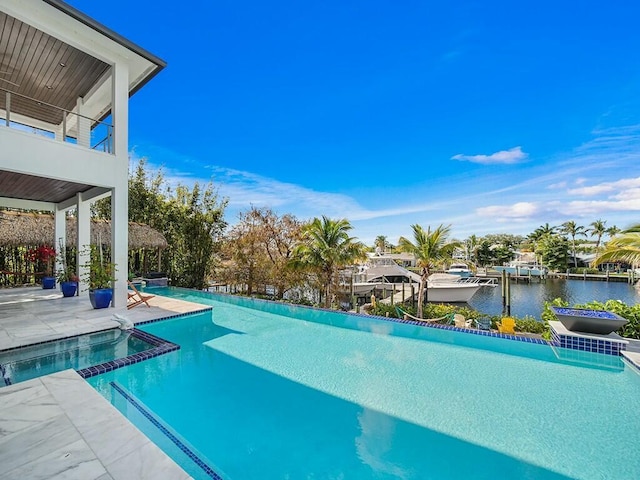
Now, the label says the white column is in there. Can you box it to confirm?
[111,185,128,307]
[110,62,130,308]
[76,193,91,296]
[111,63,129,159]
[54,205,66,278]
[76,97,91,148]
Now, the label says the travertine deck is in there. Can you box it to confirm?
[0,286,209,350]
[0,370,191,480]
[0,286,211,479]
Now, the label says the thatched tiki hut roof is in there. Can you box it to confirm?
[0,211,168,249]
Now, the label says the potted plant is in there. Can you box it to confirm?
[82,245,117,309]
[55,243,78,297]
[26,245,56,289]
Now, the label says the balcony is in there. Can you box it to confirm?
[1,87,113,154]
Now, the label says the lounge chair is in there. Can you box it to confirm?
[127,280,153,309]
[497,317,516,334]
[395,306,452,323]
[474,318,492,331]
[453,313,473,329]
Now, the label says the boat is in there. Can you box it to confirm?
[445,262,474,278]
[494,261,547,277]
[426,273,482,303]
[343,255,486,303]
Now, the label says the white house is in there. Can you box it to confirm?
[0,0,165,306]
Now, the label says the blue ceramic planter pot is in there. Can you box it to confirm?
[60,281,77,297]
[42,276,56,289]
[89,288,113,309]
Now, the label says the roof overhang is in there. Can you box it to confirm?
[0,0,166,207]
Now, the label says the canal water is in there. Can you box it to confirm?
[468,279,640,319]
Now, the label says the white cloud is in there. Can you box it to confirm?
[452,146,527,165]
[477,184,640,222]
[562,198,640,215]
[476,202,540,222]
[547,181,567,190]
[568,177,640,196]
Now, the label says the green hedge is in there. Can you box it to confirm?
[368,302,548,336]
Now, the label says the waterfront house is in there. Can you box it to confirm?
[0,0,165,306]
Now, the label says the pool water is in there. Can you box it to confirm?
[89,288,640,480]
[0,329,154,386]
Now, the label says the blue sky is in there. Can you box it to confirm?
[70,0,640,245]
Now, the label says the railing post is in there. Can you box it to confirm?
[62,112,67,141]
[5,92,10,126]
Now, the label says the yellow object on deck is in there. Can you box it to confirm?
[497,316,516,334]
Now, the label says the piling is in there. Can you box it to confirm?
[505,272,511,316]
[501,270,507,308]
[411,284,415,308]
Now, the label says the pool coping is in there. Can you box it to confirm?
[75,307,212,380]
[0,307,213,386]
[166,286,550,345]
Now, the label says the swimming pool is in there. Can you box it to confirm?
[0,328,162,386]
[89,288,640,479]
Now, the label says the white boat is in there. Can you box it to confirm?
[445,262,474,278]
[426,273,481,303]
[344,255,482,303]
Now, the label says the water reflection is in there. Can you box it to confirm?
[468,279,640,318]
[355,408,409,479]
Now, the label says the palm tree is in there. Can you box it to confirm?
[560,221,586,268]
[588,219,607,252]
[292,216,366,308]
[464,234,480,265]
[606,225,621,239]
[397,224,460,318]
[592,224,640,267]
[530,223,557,241]
[374,235,387,254]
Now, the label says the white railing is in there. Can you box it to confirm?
[1,87,113,154]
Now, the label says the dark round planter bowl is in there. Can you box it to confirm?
[61,281,78,297]
[89,288,113,309]
[42,276,56,289]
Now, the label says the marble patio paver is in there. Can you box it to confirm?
[0,286,211,479]
[0,370,191,479]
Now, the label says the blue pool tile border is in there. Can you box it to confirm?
[134,306,213,326]
[621,354,640,373]
[361,312,549,344]
[110,381,223,480]
[76,329,180,379]
[176,287,550,346]
[76,309,213,379]
[549,326,627,356]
